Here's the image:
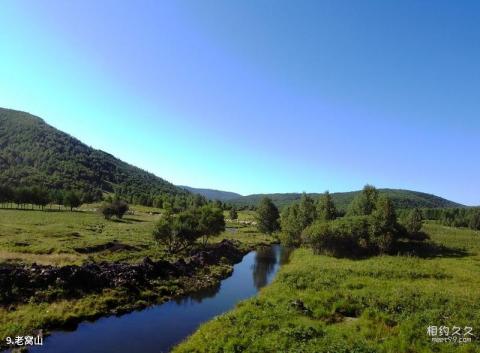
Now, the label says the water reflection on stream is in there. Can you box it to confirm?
[29,245,291,353]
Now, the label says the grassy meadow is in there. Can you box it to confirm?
[0,206,266,266]
[173,222,480,353]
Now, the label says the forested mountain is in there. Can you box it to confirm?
[228,189,464,210]
[0,108,186,202]
[178,186,242,201]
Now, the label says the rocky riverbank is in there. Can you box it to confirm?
[0,239,244,305]
[1,239,261,351]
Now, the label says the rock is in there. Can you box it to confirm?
[0,239,244,304]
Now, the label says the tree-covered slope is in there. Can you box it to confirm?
[178,186,242,201]
[228,189,464,210]
[0,108,186,200]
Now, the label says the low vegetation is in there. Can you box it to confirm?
[173,222,480,353]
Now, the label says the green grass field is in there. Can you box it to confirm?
[173,223,480,353]
[0,207,268,266]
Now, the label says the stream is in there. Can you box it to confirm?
[28,244,290,353]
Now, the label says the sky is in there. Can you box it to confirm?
[0,1,479,205]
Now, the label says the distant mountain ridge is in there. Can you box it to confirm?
[227,189,464,210]
[0,107,465,210]
[0,108,186,200]
[178,186,242,202]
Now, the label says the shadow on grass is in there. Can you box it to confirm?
[123,217,148,223]
[109,217,147,224]
[395,240,469,259]
[318,234,469,260]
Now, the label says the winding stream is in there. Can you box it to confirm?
[29,244,290,353]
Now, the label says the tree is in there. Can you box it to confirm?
[14,187,32,208]
[0,185,14,208]
[370,196,398,253]
[64,191,81,211]
[197,205,226,246]
[298,193,316,229]
[153,207,222,254]
[49,189,65,210]
[280,204,303,246]
[347,184,379,216]
[372,196,397,231]
[229,208,238,221]
[153,195,163,209]
[152,212,186,254]
[469,210,480,230]
[406,208,423,234]
[189,194,206,209]
[256,197,280,234]
[31,187,50,210]
[316,191,337,221]
[173,195,187,212]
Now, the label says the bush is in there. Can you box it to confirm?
[99,200,129,220]
[100,203,115,219]
[302,217,370,257]
[302,213,418,257]
[112,200,129,219]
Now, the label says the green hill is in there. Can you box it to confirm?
[228,189,464,210]
[178,186,242,201]
[0,108,186,201]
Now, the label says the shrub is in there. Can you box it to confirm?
[112,200,129,219]
[302,213,414,257]
[99,200,129,220]
[99,203,115,219]
[302,217,370,257]
[302,221,333,255]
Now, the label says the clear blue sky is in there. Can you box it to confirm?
[0,1,479,205]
